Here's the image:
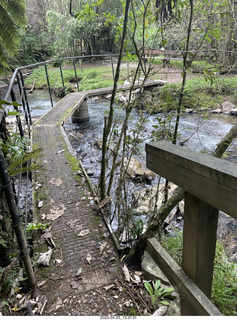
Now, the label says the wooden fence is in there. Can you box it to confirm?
[146,141,237,315]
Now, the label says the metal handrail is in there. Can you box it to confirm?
[4,53,119,102]
[3,53,120,138]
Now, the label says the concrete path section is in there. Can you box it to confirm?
[32,123,122,315]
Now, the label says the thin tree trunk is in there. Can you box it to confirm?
[172,0,193,145]
[100,0,131,200]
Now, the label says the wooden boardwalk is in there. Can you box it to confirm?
[32,80,163,315]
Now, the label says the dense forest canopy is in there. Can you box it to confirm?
[0,0,236,70]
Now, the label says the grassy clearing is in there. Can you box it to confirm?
[161,231,237,316]
[25,59,237,111]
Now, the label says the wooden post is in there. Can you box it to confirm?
[145,141,237,315]
[181,192,219,315]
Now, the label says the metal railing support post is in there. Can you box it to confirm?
[16,73,30,137]
[0,150,36,288]
[44,64,54,108]
[19,70,32,125]
[73,59,80,92]
[59,61,66,97]
[10,89,24,138]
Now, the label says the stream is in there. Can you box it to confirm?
[63,98,237,258]
[7,87,237,259]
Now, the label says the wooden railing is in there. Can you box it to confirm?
[145,141,237,315]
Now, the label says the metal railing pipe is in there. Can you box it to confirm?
[16,73,30,137]
[44,64,54,108]
[19,70,32,125]
[10,89,24,138]
[59,61,66,97]
[0,150,36,288]
[73,59,79,92]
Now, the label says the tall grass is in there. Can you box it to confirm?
[161,231,237,315]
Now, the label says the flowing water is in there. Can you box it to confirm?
[11,88,237,256]
[63,98,237,256]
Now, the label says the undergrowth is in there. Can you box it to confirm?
[161,231,237,316]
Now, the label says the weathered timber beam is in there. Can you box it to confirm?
[146,141,237,219]
[147,238,222,316]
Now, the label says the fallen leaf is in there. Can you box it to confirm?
[35,182,42,190]
[99,242,107,254]
[11,307,19,312]
[46,204,66,220]
[122,265,130,282]
[70,281,78,289]
[56,149,65,154]
[55,259,62,264]
[86,253,92,265]
[38,200,43,208]
[37,280,47,287]
[131,274,141,284]
[78,230,90,237]
[37,249,53,266]
[153,306,168,316]
[104,284,114,291]
[49,178,63,187]
[67,219,82,231]
[76,267,82,276]
[49,297,62,313]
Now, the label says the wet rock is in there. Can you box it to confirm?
[184,108,193,113]
[69,132,83,142]
[105,94,112,100]
[142,251,170,285]
[90,96,99,101]
[221,101,236,114]
[123,80,131,85]
[212,108,222,114]
[230,108,237,115]
[125,157,156,183]
[133,182,177,215]
[94,139,103,149]
[87,169,95,176]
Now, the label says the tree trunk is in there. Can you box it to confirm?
[99,0,131,200]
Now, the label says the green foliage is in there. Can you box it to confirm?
[26,222,51,232]
[0,232,8,248]
[0,0,26,70]
[9,28,53,68]
[151,114,175,142]
[0,132,29,163]
[211,242,237,316]
[0,131,41,177]
[47,10,82,57]
[162,232,237,315]
[161,230,183,265]
[144,280,174,308]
